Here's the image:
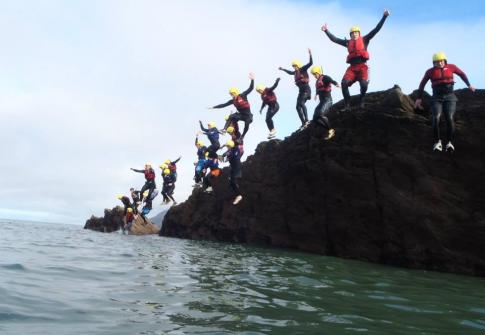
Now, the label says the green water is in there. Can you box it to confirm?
[1,221,484,334]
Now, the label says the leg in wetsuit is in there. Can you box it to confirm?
[140,180,156,201]
[296,87,311,125]
[313,97,333,130]
[342,63,369,109]
[265,102,280,131]
[225,112,253,138]
[229,160,242,197]
[431,93,457,143]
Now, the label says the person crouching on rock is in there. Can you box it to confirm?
[117,194,133,215]
[321,9,390,111]
[161,168,177,205]
[222,140,244,205]
[311,65,339,140]
[209,73,255,140]
[124,207,135,232]
[202,152,221,193]
[279,48,313,130]
[199,120,221,156]
[414,52,475,152]
[194,137,208,185]
[131,164,156,201]
[256,78,281,139]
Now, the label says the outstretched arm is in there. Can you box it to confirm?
[199,121,209,132]
[321,23,347,47]
[171,156,181,164]
[301,48,313,71]
[212,99,233,109]
[364,9,390,43]
[241,76,254,97]
[131,168,144,173]
[451,64,472,88]
[259,101,267,114]
[269,78,281,91]
[279,67,295,75]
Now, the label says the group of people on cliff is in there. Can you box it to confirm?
[115,8,475,227]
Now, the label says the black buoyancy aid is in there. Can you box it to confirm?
[294,68,309,85]
[429,66,455,87]
[262,88,277,104]
[233,95,250,110]
[316,76,332,93]
[346,36,369,63]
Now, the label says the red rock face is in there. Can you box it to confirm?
[161,86,485,277]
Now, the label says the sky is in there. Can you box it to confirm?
[0,0,484,225]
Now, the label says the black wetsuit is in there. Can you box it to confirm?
[314,75,338,130]
[224,145,244,197]
[259,78,280,131]
[214,79,254,139]
[120,196,133,215]
[130,190,140,214]
[162,174,176,203]
[280,54,313,125]
[199,122,220,154]
[324,14,387,106]
[132,168,156,200]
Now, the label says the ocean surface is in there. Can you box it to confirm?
[1,220,484,335]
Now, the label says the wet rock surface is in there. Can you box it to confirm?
[161,87,485,276]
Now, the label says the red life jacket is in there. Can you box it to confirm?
[126,212,134,222]
[262,88,277,104]
[316,76,332,93]
[294,68,309,85]
[233,95,250,110]
[429,66,455,87]
[145,168,155,181]
[346,36,369,63]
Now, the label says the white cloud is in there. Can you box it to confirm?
[0,1,483,224]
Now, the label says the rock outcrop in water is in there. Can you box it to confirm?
[84,206,160,235]
[161,86,485,277]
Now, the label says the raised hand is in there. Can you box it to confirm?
[321,23,328,32]
[384,9,390,17]
[469,85,476,92]
[308,48,312,55]
[249,72,255,80]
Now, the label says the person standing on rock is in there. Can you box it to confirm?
[161,168,177,205]
[414,52,475,152]
[311,65,339,140]
[194,137,208,185]
[209,73,255,140]
[256,78,281,139]
[202,153,221,193]
[321,9,390,111]
[199,120,221,155]
[131,164,156,201]
[222,140,244,205]
[279,49,313,129]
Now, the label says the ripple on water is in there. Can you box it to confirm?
[1,263,27,271]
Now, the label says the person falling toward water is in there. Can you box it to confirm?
[321,9,390,111]
[161,168,177,205]
[414,52,475,152]
[194,137,208,185]
[124,207,135,233]
[222,140,244,205]
[202,152,221,193]
[256,78,281,139]
[310,65,340,140]
[198,120,221,156]
[130,164,156,201]
[279,48,313,130]
[209,73,255,140]
[117,194,134,215]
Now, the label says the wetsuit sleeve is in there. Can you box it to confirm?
[195,137,198,146]
[171,157,181,164]
[260,101,267,111]
[199,123,209,132]
[301,53,313,71]
[213,99,233,109]
[324,30,347,47]
[269,78,280,91]
[280,68,295,75]
[325,75,338,86]
[450,64,471,87]
[132,169,144,173]
[241,79,254,97]
[417,69,432,99]
[363,15,387,44]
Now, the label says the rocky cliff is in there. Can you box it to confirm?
[161,86,485,277]
[84,206,160,235]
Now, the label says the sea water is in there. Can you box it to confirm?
[1,220,484,335]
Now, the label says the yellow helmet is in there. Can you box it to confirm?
[291,60,303,68]
[432,52,447,62]
[349,26,360,34]
[196,141,204,147]
[226,126,235,134]
[160,163,168,170]
[226,140,235,148]
[117,195,123,200]
[310,66,323,75]
[208,121,216,129]
[127,207,133,213]
[164,159,171,164]
[229,87,240,96]
[163,168,171,175]
[204,151,209,158]
[256,84,265,93]
[145,163,152,168]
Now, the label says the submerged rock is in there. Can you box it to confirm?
[161,87,485,277]
[84,206,159,235]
